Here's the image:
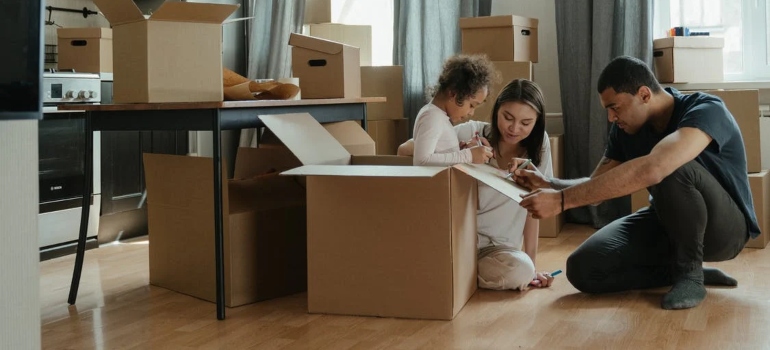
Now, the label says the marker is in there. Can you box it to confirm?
[503,158,531,179]
[475,132,483,147]
[550,269,562,277]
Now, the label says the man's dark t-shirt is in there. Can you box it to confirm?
[604,87,760,239]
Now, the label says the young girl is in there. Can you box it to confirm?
[412,54,496,166]
[400,79,555,290]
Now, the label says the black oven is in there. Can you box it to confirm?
[39,110,86,206]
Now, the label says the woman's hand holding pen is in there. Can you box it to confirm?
[508,157,549,190]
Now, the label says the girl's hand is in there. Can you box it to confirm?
[529,271,555,288]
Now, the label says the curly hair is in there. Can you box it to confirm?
[427,54,499,105]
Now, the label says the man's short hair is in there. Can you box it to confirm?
[597,56,662,95]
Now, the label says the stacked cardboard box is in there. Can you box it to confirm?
[302,0,372,66]
[459,15,538,123]
[539,134,564,237]
[361,66,408,154]
[632,89,768,248]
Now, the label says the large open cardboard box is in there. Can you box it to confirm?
[459,15,539,62]
[653,37,724,83]
[142,147,307,307]
[289,33,361,99]
[92,0,238,103]
[57,28,113,73]
[261,113,530,320]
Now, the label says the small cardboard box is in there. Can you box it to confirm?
[540,134,564,237]
[471,61,533,122]
[459,15,539,62]
[653,37,724,83]
[289,33,361,99]
[361,66,404,121]
[262,113,529,320]
[143,147,307,307]
[747,170,770,249]
[57,28,113,73]
[92,0,239,103]
[700,89,761,173]
[367,118,409,155]
[304,23,372,66]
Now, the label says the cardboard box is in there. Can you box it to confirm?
[540,134,564,237]
[92,0,238,103]
[304,23,372,66]
[57,28,113,73]
[259,113,528,320]
[367,118,409,155]
[304,0,333,24]
[653,37,724,83]
[471,61,533,122]
[361,66,404,121]
[459,15,538,62]
[143,147,307,307]
[747,170,770,248]
[289,33,361,99]
[701,90,761,173]
[631,189,651,212]
[322,121,376,155]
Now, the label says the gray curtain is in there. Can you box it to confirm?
[240,0,305,147]
[555,0,653,228]
[393,0,481,137]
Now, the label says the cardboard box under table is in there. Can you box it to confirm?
[92,0,239,103]
[260,113,530,320]
[143,147,307,307]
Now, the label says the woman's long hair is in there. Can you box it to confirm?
[483,79,546,167]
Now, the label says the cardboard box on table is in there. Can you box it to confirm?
[289,33,361,99]
[260,113,530,320]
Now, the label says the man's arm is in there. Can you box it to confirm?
[562,127,712,210]
[548,156,622,190]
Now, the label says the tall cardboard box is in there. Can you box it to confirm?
[540,134,564,237]
[92,0,237,103]
[471,61,533,122]
[57,28,113,73]
[304,0,334,24]
[304,23,372,66]
[747,171,770,249]
[700,90,761,173]
[459,15,538,62]
[361,66,404,121]
[289,33,361,99]
[653,37,724,83]
[143,148,307,307]
[260,113,530,320]
[367,118,408,155]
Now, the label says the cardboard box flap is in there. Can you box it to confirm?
[92,0,145,25]
[453,163,528,203]
[234,147,302,179]
[150,2,239,24]
[57,28,112,39]
[260,113,351,165]
[282,165,445,177]
[289,33,346,55]
[228,173,305,213]
[653,37,724,49]
[350,155,413,166]
[459,15,538,29]
[323,121,376,155]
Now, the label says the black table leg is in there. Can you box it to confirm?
[68,111,93,305]
[212,110,226,320]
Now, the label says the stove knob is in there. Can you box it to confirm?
[65,91,74,99]
[77,90,87,99]
[88,90,97,99]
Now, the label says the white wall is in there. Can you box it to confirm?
[492,0,561,113]
[0,120,41,350]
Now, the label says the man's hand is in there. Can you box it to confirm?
[520,188,562,219]
[509,157,550,190]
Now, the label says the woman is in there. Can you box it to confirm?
[399,79,555,290]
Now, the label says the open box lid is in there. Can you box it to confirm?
[452,163,529,203]
[93,0,145,25]
[289,33,353,55]
[150,2,239,24]
[260,113,352,166]
[459,15,538,29]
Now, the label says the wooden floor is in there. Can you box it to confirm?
[41,224,770,350]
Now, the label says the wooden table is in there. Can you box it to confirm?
[59,97,385,320]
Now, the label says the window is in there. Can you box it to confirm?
[326,0,394,66]
[654,0,770,81]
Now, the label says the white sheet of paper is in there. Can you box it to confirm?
[453,163,531,203]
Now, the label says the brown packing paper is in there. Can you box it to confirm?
[223,81,301,101]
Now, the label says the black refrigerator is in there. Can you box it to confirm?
[0,0,43,120]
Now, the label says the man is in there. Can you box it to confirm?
[511,56,758,310]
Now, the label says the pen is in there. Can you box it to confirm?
[504,158,531,179]
[550,269,562,277]
[475,132,483,147]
